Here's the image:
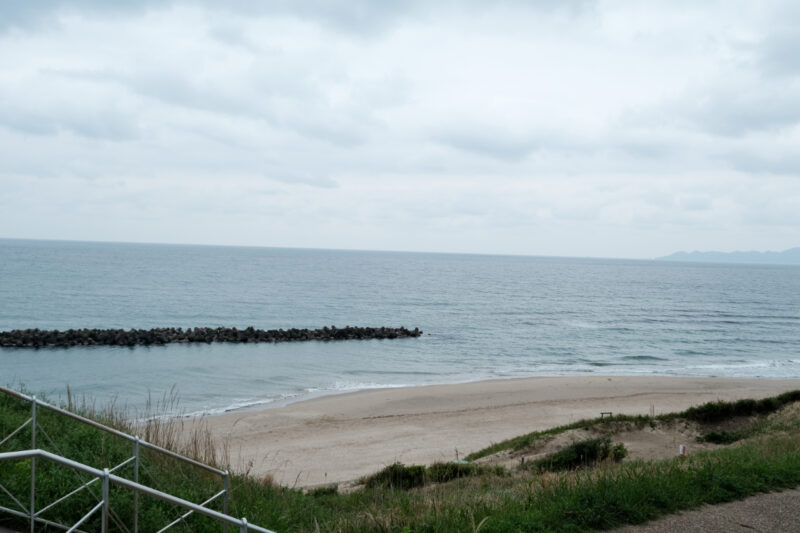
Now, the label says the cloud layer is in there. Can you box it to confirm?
[1,1,798,257]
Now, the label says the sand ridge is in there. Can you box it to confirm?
[192,376,800,488]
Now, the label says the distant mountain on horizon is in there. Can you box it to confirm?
[657,247,800,265]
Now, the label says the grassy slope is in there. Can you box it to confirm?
[1,390,799,532]
[466,390,800,461]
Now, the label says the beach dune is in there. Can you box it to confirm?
[196,376,800,488]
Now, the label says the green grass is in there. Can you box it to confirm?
[361,461,507,491]
[2,388,800,532]
[524,437,627,473]
[467,390,800,461]
[465,414,656,462]
[363,463,428,490]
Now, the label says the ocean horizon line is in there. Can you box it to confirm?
[0,235,659,262]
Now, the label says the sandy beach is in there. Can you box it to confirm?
[196,376,800,488]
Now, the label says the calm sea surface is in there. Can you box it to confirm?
[1,239,799,416]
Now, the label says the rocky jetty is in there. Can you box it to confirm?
[0,326,422,348]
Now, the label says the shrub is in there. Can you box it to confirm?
[612,442,628,459]
[361,461,504,490]
[528,437,627,472]
[363,463,427,490]
[428,461,479,483]
[684,393,800,424]
[308,484,338,497]
[427,462,508,483]
[700,430,743,444]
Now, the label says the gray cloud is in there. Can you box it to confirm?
[0,1,163,32]
[41,61,375,149]
[0,0,415,35]
[438,134,535,162]
[680,86,800,138]
[0,0,598,37]
[758,30,800,78]
[0,91,141,141]
[724,149,800,176]
[434,123,543,162]
[754,2,800,78]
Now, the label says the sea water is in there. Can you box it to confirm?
[1,239,799,416]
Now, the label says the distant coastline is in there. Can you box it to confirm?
[657,247,800,265]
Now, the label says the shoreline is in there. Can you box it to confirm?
[192,375,800,488]
[191,372,800,418]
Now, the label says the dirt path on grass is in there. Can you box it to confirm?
[613,487,800,532]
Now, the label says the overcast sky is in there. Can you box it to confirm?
[1,1,798,258]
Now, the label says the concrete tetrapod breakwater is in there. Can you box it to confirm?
[0,326,423,348]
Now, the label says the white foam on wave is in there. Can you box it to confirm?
[562,320,601,329]
[330,381,413,391]
[688,359,800,371]
[182,392,305,417]
[182,382,421,417]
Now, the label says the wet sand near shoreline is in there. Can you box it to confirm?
[194,376,800,488]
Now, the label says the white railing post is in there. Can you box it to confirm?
[102,468,110,533]
[134,436,140,533]
[240,517,248,533]
[30,396,37,449]
[223,470,230,533]
[29,396,36,533]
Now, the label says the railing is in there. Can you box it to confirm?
[0,449,275,533]
[0,386,273,532]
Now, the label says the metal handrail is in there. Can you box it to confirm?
[0,386,225,475]
[33,455,134,519]
[0,449,275,533]
[0,385,232,531]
